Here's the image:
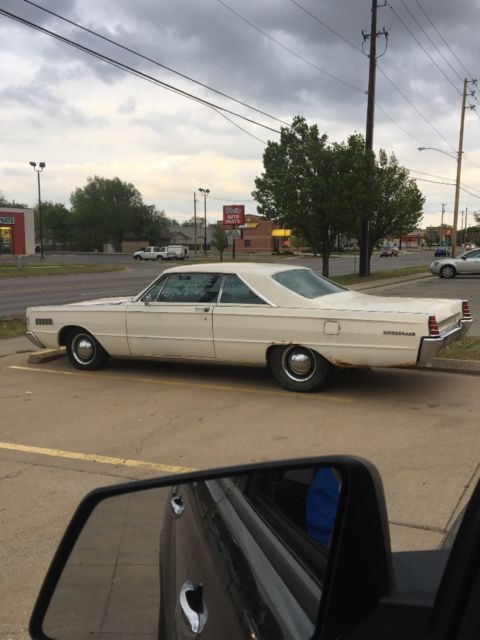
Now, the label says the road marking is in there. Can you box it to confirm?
[0,441,194,474]
[7,365,353,403]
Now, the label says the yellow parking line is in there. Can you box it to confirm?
[0,441,194,474]
[7,365,353,403]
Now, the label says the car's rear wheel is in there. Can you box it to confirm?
[66,330,108,371]
[156,255,164,261]
[440,264,456,279]
[269,345,331,392]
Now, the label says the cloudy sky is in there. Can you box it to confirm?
[1,0,479,228]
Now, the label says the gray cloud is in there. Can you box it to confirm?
[0,0,479,219]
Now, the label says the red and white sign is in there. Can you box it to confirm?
[223,204,245,226]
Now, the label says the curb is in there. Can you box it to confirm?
[422,357,480,376]
[27,348,65,364]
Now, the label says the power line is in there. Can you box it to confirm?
[22,0,289,128]
[413,177,480,200]
[387,1,462,97]
[215,0,366,94]
[414,0,475,81]
[375,102,429,146]
[288,0,362,54]
[409,168,480,196]
[285,0,459,157]
[397,0,463,84]
[0,7,281,137]
[377,67,457,151]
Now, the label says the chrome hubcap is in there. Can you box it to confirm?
[289,352,312,375]
[282,347,316,382]
[73,335,95,364]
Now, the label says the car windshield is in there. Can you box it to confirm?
[272,269,345,299]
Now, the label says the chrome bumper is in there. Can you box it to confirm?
[417,318,473,366]
[26,331,46,349]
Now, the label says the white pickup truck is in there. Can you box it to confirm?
[133,246,175,261]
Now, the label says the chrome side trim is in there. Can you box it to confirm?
[26,331,46,349]
[417,318,473,366]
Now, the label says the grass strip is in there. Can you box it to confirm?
[0,315,27,339]
[0,264,124,277]
[332,266,427,286]
[438,337,480,361]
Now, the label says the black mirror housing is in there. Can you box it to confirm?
[29,456,392,640]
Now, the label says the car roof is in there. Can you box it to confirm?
[162,262,309,276]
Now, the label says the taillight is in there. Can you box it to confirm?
[462,300,472,319]
[428,315,440,336]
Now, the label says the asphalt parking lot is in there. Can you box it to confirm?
[1,349,480,638]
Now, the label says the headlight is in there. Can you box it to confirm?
[431,261,439,266]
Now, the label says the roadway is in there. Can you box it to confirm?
[0,250,438,316]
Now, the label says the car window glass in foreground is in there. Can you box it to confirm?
[220,274,268,304]
[157,273,222,303]
[38,464,343,640]
[273,269,345,298]
[142,276,166,302]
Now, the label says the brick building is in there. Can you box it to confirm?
[223,214,291,254]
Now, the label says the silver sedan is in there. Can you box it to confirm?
[430,248,480,278]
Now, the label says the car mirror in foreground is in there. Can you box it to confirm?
[29,457,391,640]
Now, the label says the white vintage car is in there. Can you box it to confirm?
[26,263,472,392]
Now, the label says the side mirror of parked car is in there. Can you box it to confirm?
[143,293,152,304]
[29,456,391,640]
[28,456,480,639]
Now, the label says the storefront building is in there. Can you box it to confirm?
[0,207,35,255]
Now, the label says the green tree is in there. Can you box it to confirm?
[70,176,168,250]
[253,118,374,276]
[212,223,229,261]
[36,201,71,250]
[365,150,424,258]
[0,191,28,208]
[253,117,423,276]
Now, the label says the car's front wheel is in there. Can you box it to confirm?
[269,345,331,392]
[440,264,456,279]
[134,255,142,260]
[66,330,109,371]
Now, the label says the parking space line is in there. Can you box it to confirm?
[7,365,354,403]
[0,441,195,474]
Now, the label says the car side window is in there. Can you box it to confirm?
[466,250,480,259]
[157,273,223,303]
[240,468,339,580]
[220,274,267,304]
[141,276,167,302]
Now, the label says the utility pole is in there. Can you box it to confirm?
[360,0,387,276]
[441,203,445,245]
[451,78,476,257]
[193,192,197,254]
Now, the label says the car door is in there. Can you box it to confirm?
[126,272,223,358]
[458,249,480,273]
[213,273,273,362]
[168,471,327,639]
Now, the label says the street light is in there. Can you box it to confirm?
[29,161,46,260]
[198,187,210,256]
[417,146,458,160]
[418,147,463,257]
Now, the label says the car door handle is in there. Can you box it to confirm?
[179,581,207,634]
[195,306,211,312]
[170,496,184,516]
